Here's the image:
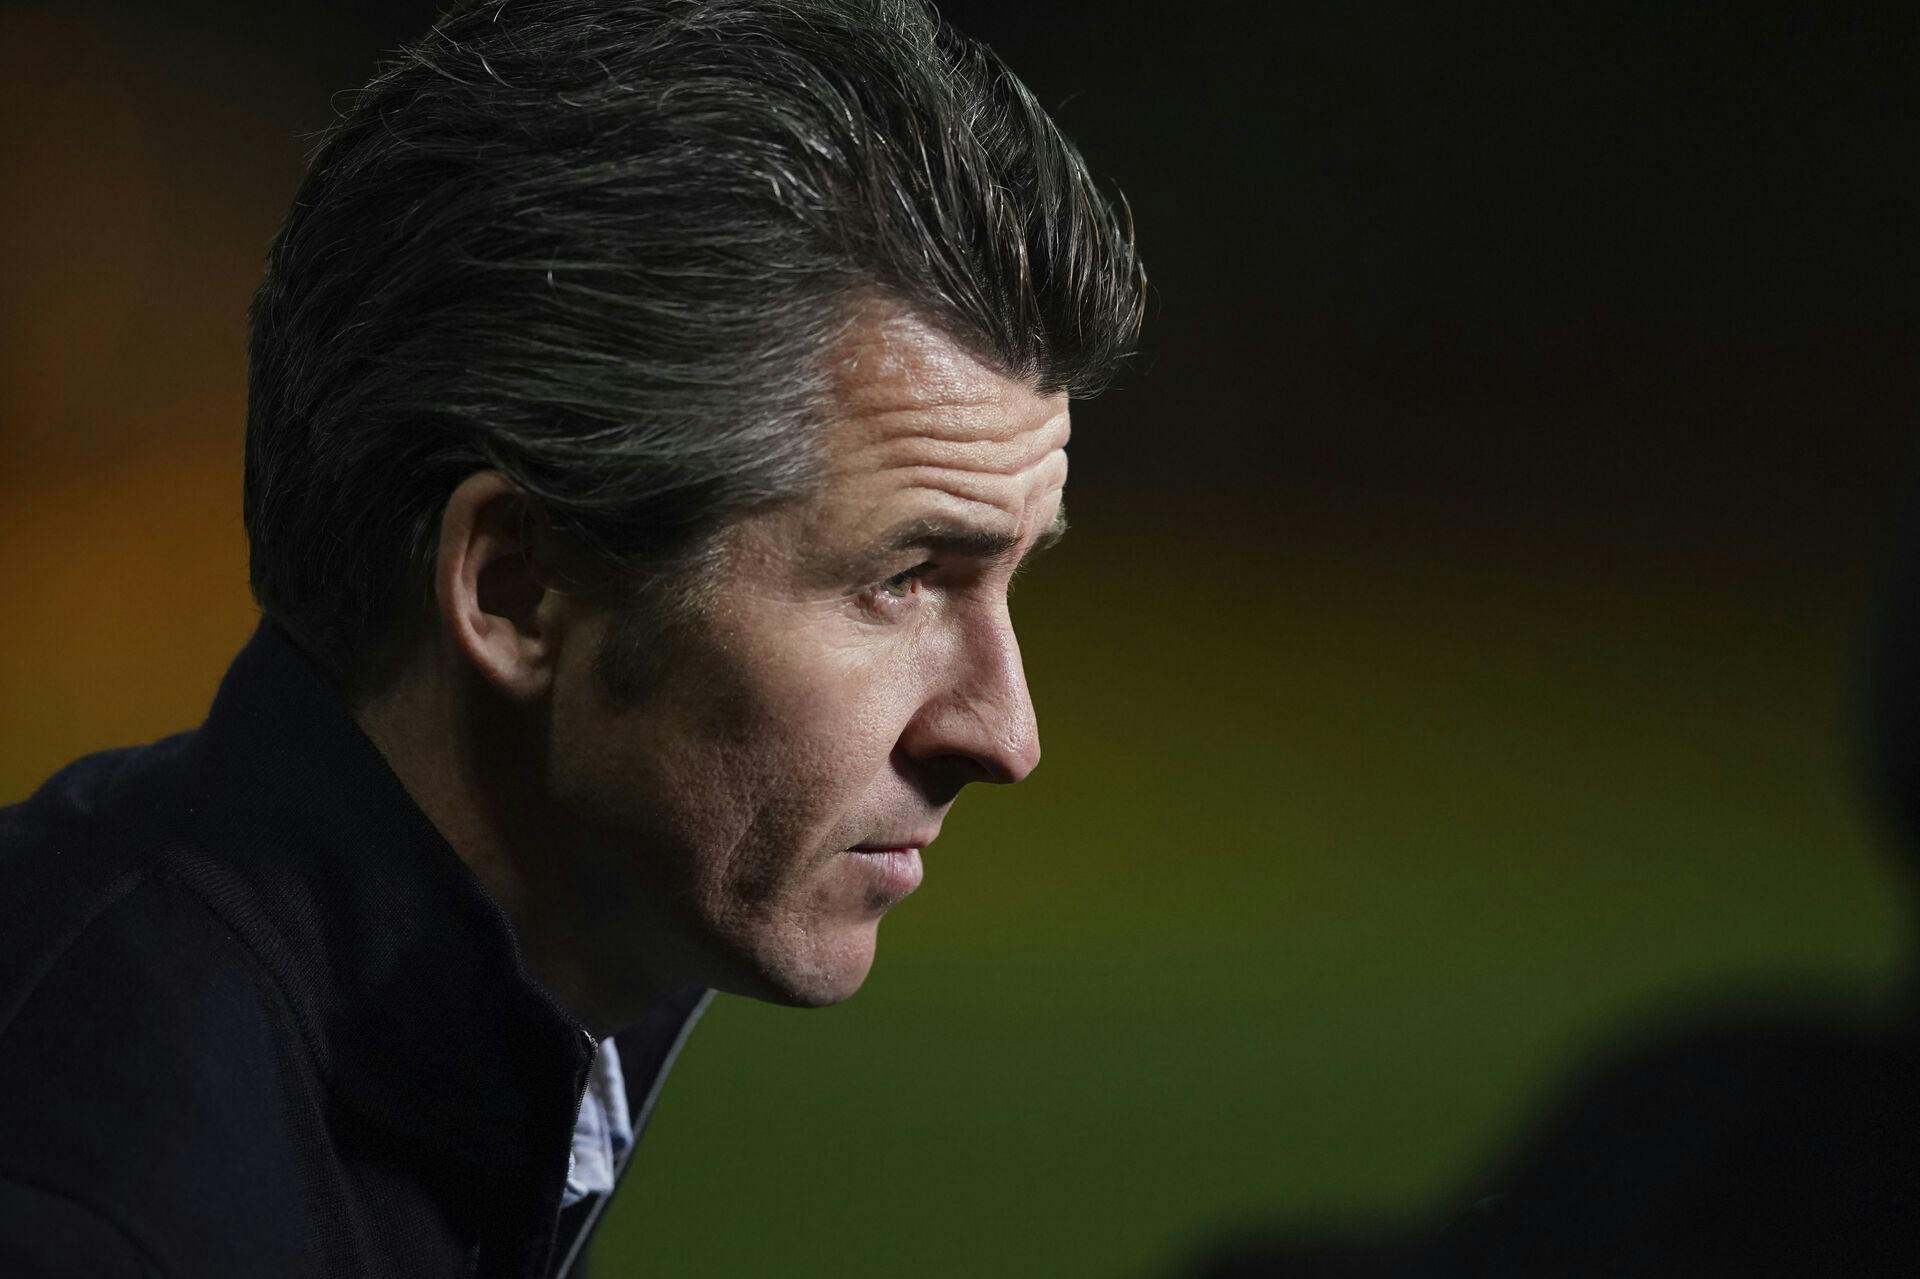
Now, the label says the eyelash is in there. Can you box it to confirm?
[861,562,936,609]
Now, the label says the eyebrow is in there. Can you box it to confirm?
[864,504,1069,570]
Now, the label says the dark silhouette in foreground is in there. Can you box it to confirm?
[1189,508,1920,1278]
[1191,995,1917,1276]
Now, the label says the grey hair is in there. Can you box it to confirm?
[244,0,1146,692]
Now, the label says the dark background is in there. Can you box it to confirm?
[4,2,1916,1275]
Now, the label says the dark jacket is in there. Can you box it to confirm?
[0,623,709,1277]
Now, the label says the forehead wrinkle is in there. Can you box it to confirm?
[850,447,1067,518]
[896,482,1027,524]
[832,416,1069,482]
[839,445,1065,486]
[889,455,1066,528]
[842,399,1067,447]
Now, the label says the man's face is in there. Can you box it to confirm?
[543,311,1069,1008]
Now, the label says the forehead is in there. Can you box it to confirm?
[815,311,1071,539]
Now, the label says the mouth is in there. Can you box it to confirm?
[845,842,927,903]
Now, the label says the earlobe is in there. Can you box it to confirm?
[435,472,561,701]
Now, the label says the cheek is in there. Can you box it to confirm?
[557,606,929,895]
[719,681,902,851]
[695,655,924,894]
[715,620,921,777]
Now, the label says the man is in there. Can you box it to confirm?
[0,1,1144,1274]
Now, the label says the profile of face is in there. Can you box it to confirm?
[541,312,1069,1009]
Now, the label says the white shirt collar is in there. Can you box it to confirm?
[563,1036,634,1208]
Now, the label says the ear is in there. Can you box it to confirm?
[434,471,566,701]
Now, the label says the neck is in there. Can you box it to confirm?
[351,649,633,1037]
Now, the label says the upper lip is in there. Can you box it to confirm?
[850,833,938,851]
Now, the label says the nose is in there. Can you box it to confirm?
[896,608,1042,789]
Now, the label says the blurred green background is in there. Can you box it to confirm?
[4,3,1916,1276]
[597,494,1910,1276]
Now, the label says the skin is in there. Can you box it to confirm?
[356,309,1068,1032]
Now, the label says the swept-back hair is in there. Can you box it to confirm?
[245,0,1146,690]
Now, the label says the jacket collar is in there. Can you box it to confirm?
[179,621,705,1258]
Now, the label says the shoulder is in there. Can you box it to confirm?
[0,734,236,1067]
[0,734,199,968]
[0,1177,165,1277]
[0,738,323,1272]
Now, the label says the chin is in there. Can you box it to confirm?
[729,921,881,1008]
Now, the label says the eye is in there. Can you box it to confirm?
[860,561,934,611]
[876,564,929,599]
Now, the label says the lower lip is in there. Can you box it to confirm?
[847,847,924,900]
